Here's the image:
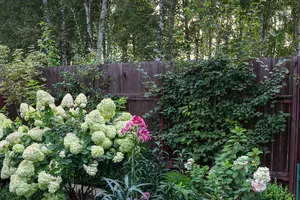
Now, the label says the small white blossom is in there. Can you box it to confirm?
[113,152,124,163]
[60,93,74,108]
[84,161,98,176]
[184,158,195,170]
[74,93,87,108]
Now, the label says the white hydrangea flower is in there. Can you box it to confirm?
[1,156,14,179]
[113,152,124,163]
[114,112,132,123]
[0,113,12,128]
[81,122,89,132]
[85,110,105,129]
[83,161,98,176]
[34,120,43,127]
[16,182,38,198]
[38,171,62,194]
[114,121,127,137]
[105,125,117,139]
[28,127,44,141]
[36,90,55,110]
[18,125,29,133]
[54,106,67,118]
[101,138,112,149]
[0,140,10,153]
[63,133,82,155]
[97,98,116,121]
[41,144,53,155]
[59,150,66,158]
[91,145,104,158]
[12,144,25,153]
[251,180,267,192]
[16,160,35,178]
[70,142,83,155]
[234,156,249,166]
[23,143,45,162]
[74,93,87,108]
[91,131,106,145]
[20,103,29,118]
[6,131,22,144]
[60,93,74,108]
[116,138,135,153]
[184,158,195,170]
[253,167,271,183]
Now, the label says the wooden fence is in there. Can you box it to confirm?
[1,59,300,193]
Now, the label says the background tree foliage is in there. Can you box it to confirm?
[0,0,298,64]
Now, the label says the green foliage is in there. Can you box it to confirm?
[152,57,288,161]
[0,185,22,200]
[53,66,109,111]
[0,45,46,106]
[189,127,264,199]
[259,181,294,200]
[38,22,60,67]
[95,176,150,200]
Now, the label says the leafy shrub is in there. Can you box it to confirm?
[0,45,46,106]
[150,58,288,161]
[259,180,294,200]
[0,90,148,199]
[189,126,271,199]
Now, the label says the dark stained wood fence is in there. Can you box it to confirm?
[2,59,300,193]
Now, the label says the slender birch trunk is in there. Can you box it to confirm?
[97,0,108,63]
[167,0,177,60]
[259,13,264,57]
[84,0,94,52]
[60,0,68,65]
[158,0,164,56]
[183,0,190,60]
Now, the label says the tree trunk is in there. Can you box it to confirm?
[293,0,300,56]
[84,0,94,52]
[60,0,68,65]
[183,0,190,60]
[167,0,177,60]
[259,13,264,57]
[97,0,108,63]
[43,0,50,25]
[157,0,164,56]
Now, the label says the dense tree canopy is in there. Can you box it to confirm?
[0,0,298,64]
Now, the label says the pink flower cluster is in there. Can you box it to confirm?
[121,116,151,142]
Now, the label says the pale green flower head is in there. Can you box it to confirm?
[6,131,22,144]
[28,127,44,141]
[59,150,66,158]
[92,131,106,145]
[12,144,25,153]
[0,113,12,129]
[83,161,98,176]
[0,140,10,153]
[20,103,29,119]
[1,156,14,179]
[15,180,38,198]
[85,110,105,127]
[74,93,87,108]
[116,137,135,153]
[113,152,124,163]
[114,121,127,137]
[60,93,74,108]
[18,125,29,133]
[91,145,104,158]
[54,106,66,118]
[97,98,116,121]
[38,171,62,194]
[70,142,83,155]
[101,138,112,149]
[36,90,55,110]
[81,122,89,132]
[105,125,117,139]
[16,160,35,178]
[114,112,132,123]
[23,143,45,162]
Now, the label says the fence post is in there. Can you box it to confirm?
[289,57,300,194]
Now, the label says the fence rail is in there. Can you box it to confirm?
[1,59,300,193]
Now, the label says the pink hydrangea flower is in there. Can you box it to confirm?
[251,181,267,192]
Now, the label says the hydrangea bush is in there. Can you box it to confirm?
[0,90,149,199]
